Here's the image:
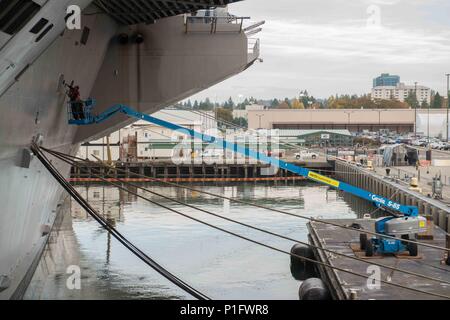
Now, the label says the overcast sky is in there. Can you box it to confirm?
[189,0,450,103]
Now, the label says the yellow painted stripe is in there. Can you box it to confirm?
[308,171,340,188]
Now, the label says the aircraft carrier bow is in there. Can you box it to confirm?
[0,0,261,299]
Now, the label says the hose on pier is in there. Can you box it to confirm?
[31,143,210,301]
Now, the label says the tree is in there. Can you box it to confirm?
[223,97,235,109]
[405,91,419,109]
[270,98,280,108]
[291,98,305,109]
[432,92,442,109]
[325,93,407,109]
[215,108,233,123]
[421,100,429,109]
[198,97,213,110]
[300,90,309,97]
[300,90,316,108]
[277,101,290,109]
[232,117,248,128]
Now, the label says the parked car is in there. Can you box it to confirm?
[412,139,428,147]
[295,150,319,160]
[386,138,396,144]
[430,141,446,150]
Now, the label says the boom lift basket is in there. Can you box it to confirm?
[68,98,96,125]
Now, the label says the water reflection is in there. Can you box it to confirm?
[25,181,377,300]
[57,181,369,300]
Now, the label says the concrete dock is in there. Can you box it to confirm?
[334,159,450,232]
[373,165,450,202]
[308,218,450,300]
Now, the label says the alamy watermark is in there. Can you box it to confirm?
[366,265,381,290]
[66,5,81,30]
[66,265,81,290]
[168,128,282,176]
[366,4,382,28]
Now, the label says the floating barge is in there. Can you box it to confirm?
[307,218,450,300]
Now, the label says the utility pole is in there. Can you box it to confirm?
[427,101,430,145]
[377,110,384,142]
[256,114,264,129]
[446,74,450,142]
[344,110,353,131]
[414,81,418,137]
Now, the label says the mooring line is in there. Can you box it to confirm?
[41,147,450,300]
[32,144,210,300]
[43,147,450,253]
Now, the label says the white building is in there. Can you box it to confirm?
[77,109,218,162]
[232,104,266,120]
[71,186,123,220]
[131,109,215,160]
[77,130,121,162]
[371,83,431,104]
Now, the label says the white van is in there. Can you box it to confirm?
[295,150,319,160]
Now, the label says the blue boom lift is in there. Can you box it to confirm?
[68,100,427,257]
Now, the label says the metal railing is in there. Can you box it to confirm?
[247,38,260,59]
[67,99,95,123]
[184,15,250,34]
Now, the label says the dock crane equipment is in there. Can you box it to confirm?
[67,100,427,256]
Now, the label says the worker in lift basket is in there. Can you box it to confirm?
[68,85,84,120]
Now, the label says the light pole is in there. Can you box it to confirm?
[344,110,353,131]
[414,81,418,138]
[256,114,264,129]
[446,74,450,142]
[427,101,430,145]
[376,110,384,142]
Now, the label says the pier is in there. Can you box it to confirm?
[69,159,333,182]
[303,159,450,300]
[334,159,450,232]
[308,218,450,300]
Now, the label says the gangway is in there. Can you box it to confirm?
[67,100,426,256]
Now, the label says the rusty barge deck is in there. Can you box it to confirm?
[307,219,450,300]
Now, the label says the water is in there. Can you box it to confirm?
[32,181,373,300]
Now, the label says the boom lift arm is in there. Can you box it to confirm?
[69,102,418,217]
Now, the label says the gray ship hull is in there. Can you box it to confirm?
[0,1,257,299]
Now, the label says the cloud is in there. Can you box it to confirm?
[187,0,450,101]
[261,19,450,65]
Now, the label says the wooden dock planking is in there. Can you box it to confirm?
[308,219,450,300]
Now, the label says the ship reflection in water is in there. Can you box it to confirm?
[27,182,372,300]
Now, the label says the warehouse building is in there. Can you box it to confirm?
[273,129,353,147]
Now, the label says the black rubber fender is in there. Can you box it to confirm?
[298,278,331,300]
[290,243,316,280]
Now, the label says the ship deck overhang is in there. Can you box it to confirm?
[94,0,243,25]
